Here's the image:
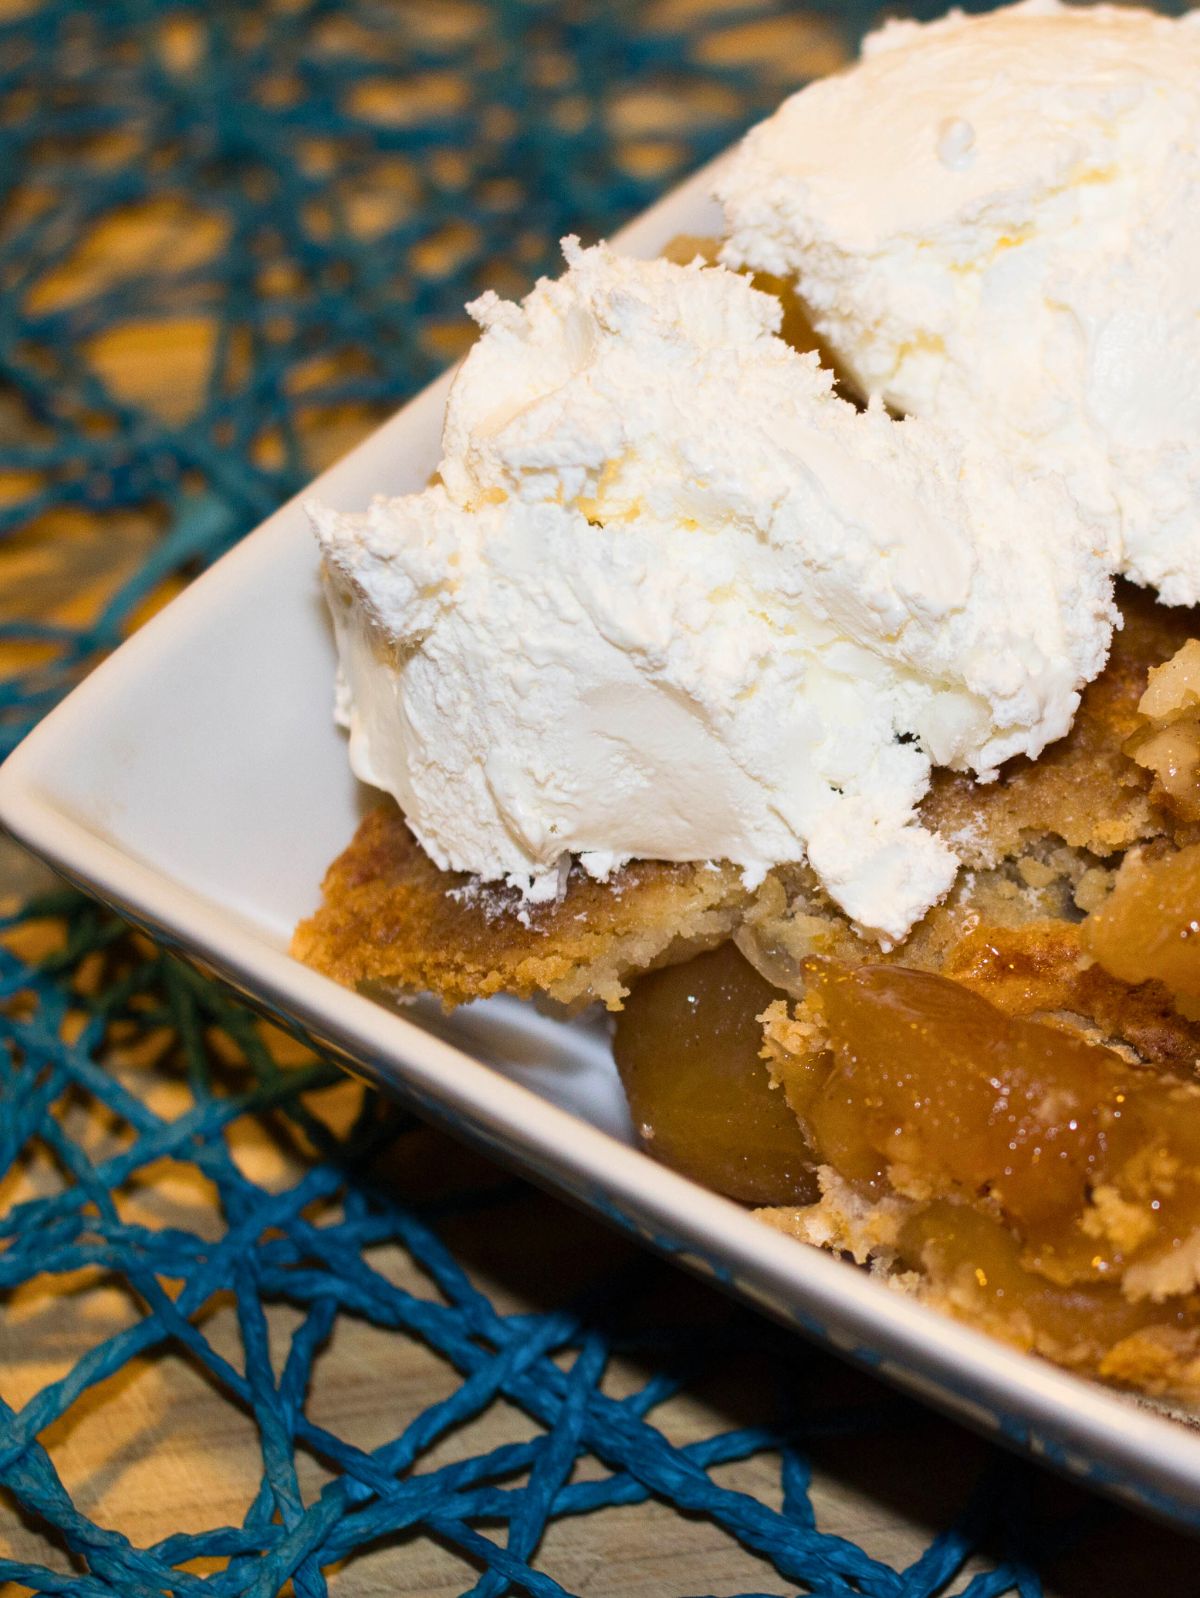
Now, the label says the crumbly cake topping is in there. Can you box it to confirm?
[292,804,751,1012]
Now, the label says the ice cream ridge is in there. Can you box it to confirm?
[311,239,1113,944]
[719,0,1200,604]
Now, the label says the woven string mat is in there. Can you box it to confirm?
[0,2,1195,1594]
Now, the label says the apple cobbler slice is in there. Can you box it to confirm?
[295,584,1200,1396]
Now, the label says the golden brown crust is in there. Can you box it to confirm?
[291,804,752,1011]
[940,920,1200,1073]
[922,583,1200,864]
[1126,634,1200,825]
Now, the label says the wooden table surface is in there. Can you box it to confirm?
[1,884,1198,1598]
[3,49,1200,1596]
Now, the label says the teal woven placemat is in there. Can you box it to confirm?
[0,2,1191,1593]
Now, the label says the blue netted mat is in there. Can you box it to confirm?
[0,889,1165,1596]
[0,1,1196,1593]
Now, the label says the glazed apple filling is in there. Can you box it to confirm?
[614,906,1200,1396]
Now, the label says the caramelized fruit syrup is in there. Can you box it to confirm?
[615,942,1200,1379]
[803,960,1200,1291]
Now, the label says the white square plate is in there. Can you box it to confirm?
[3,154,1198,1531]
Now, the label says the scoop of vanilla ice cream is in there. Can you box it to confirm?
[718,0,1200,605]
[312,240,1113,943]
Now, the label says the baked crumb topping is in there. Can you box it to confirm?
[292,806,751,1012]
[922,582,1197,865]
[1126,634,1200,823]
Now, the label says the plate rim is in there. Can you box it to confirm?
[3,151,1200,1529]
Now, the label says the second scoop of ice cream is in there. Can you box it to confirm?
[718,0,1200,605]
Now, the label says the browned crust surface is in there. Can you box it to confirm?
[292,804,752,1011]
[938,920,1200,1072]
[922,582,1200,864]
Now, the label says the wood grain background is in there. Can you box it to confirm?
[2,5,1199,1589]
